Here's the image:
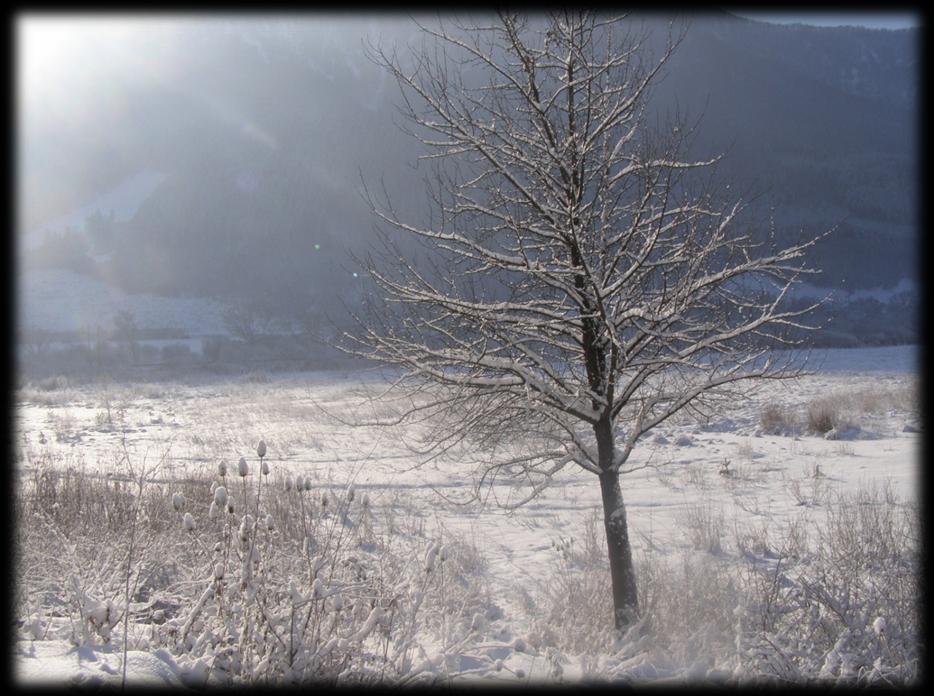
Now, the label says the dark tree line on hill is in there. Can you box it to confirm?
[20,14,917,346]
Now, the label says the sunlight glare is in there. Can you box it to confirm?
[18,17,163,104]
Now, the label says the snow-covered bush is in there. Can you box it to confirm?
[676,502,725,554]
[36,374,72,392]
[759,403,799,436]
[802,383,917,437]
[16,445,501,686]
[524,511,615,655]
[806,398,839,434]
[637,550,741,673]
[738,483,919,684]
[512,484,917,686]
[14,450,174,654]
[148,447,496,686]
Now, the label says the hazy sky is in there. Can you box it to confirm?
[735,12,920,30]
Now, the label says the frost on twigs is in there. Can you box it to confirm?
[145,459,494,686]
[17,437,500,687]
[352,8,828,638]
[733,485,918,684]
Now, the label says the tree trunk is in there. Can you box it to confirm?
[598,467,639,631]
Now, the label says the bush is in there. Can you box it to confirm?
[524,510,614,655]
[759,403,799,436]
[739,484,919,684]
[35,375,71,392]
[638,551,740,670]
[201,336,225,364]
[804,384,917,436]
[806,398,838,434]
[15,448,500,686]
[677,502,724,554]
[512,485,918,685]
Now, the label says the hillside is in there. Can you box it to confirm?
[17,14,918,346]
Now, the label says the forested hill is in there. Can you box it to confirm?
[19,14,918,343]
[650,15,916,292]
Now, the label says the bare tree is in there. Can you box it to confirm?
[350,12,825,631]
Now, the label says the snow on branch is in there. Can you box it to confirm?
[352,11,828,505]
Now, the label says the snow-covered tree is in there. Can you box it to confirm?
[350,12,825,630]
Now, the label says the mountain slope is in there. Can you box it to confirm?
[18,15,918,344]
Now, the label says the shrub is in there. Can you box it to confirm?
[513,485,918,686]
[759,403,799,436]
[201,336,225,364]
[637,551,740,670]
[525,510,614,655]
[677,502,724,554]
[155,467,495,685]
[806,398,837,434]
[804,384,917,437]
[739,484,919,684]
[15,447,500,686]
[35,375,71,392]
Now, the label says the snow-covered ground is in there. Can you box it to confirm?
[16,170,233,336]
[18,166,229,339]
[18,268,228,336]
[765,275,916,304]
[790,344,918,373]
[13,345,919,685]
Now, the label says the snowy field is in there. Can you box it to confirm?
[13,345,920,686]
[18,268,228,336]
